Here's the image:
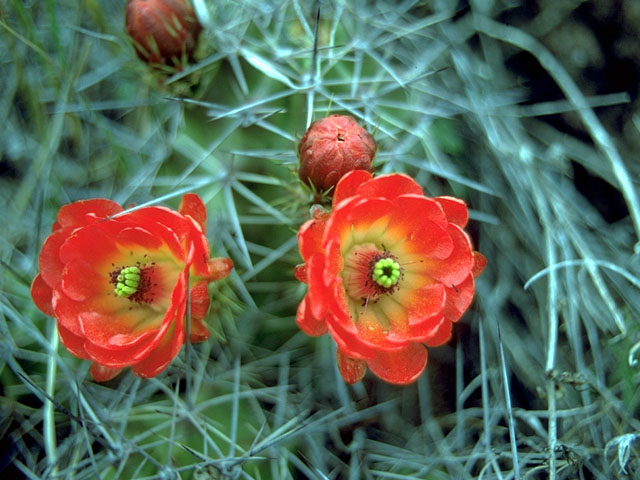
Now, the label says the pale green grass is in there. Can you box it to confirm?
[1,0,639,479]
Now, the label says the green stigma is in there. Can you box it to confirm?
[371,258,401,288]
[114,266,141,298]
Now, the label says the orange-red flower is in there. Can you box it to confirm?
[298,115,376,192]
[126,0,202,67]
[31,193,232,382]
[295,171,486,385]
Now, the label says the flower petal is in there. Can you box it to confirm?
[57,323,91,360]
[190,317,210,343]
[208,257,233,281]
[422,316,453,347]
[389,194,448,228]
[58,224,120,269]
[336,349,367,384]
[472,251,487,278]
[399,220,453,261]
[306,253,330,320]
[294,264,307,283]
[179,193,207,229]
[131,314,184,378]
[399,283,446,324]
[296,295,328,336]
[56,199,122,228]
[367,342,427,385]
[326,314,377,360]
[83,331,159,367]
[348,197,391,240]
[298,214,328,261]
[79,310,162,349]
[61,259,105,302]
[332,170,373,206]
[444,275,475,323]
[356,173,423,200]
[31,274,54,316]
[189,280,210,320]
[90,364,123,382]
[52,289,85,337]
[434,196,469,228]
[115,226,164,250]
[39,227,74,288]
[424,224,473,285]
[356,307,408,350]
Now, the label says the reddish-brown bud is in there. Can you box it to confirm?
[298,115,376,192]
[126,0,202,67]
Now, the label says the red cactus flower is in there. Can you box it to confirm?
[294,171,486,385]
[31,193,233,382]
[126,0,202,67]
[298,114,376,192]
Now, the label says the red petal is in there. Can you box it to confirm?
[31,274,54,316]
[322,236,344,282]
[186,219,212,278]
[179,193,207,229]
[123,207,193,261]
[56,199,122,228]
[52,289,84,337]
[90,364,123,382]
[77,266,187,350]
[190,281,210,320]
[306,253,330,320]
[337,349,367,384]
[422,316,453,347]
[79,310,162,349]
[82,270,188,366]
[367,342,427,384]
[39,227,73,288]
[125,214,187,263]
[61,259,104,302]
[472,251,487,277]
[407,314,449,343]
[320,198,363,266]
[57,323,91,360]
[294,264,307,283]
[131,315,184,378]
[332,170,373,207]
[389,195,448,229]
[115,226,164,250]
[425,224,473,285]
[58,224,120,268]
[125,206,191,239]
[325,301,379,360]
[83,332,158,367]
[348,197,391,234]
[355,173,423,200]
[444,275,475,323]
[298,215,328,261]
[296,295,328,336]
[399,283,446,325]
[400,219,453,260]
[207,257,233,281]
[434,196,469,228]
[189,317,210,343]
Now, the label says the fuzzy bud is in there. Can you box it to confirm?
[126,0,202,67]
[298,115,376,192]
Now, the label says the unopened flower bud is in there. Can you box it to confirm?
[298,115,376,192]
[126,0,202,67]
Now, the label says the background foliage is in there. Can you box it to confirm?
[1,0,639,478]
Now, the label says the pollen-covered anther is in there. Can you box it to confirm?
[114,266,141,297]
[371,258,401,288]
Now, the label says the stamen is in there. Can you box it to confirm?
[114,266,141,297]
[371,258,401,288]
